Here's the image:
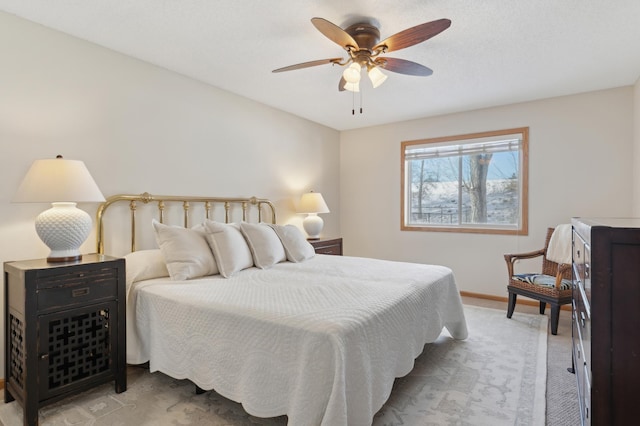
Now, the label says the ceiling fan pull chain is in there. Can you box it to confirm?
[352,89,355,115]
[360,90,363,114]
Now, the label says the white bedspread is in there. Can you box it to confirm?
[129,255,468,425]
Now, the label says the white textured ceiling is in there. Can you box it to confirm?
[1,0,640,131]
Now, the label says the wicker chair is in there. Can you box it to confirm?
[504,227,573,335]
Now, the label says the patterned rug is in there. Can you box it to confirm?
[0,305,547,426]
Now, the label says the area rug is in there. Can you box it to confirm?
[0,305,547,426]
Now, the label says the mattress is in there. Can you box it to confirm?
[128,254,468,425]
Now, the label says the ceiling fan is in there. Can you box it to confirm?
[273,17,451,92]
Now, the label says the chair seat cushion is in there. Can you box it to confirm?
[512,273,572,290]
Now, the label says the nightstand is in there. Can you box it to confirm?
[309,237,343,255]
[4,254,126,426]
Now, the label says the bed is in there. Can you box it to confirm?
[96,193,468,425]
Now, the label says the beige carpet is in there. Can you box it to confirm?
[0,305,547,425]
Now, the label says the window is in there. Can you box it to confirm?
[401,127,528,235]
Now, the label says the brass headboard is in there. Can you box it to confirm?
[96,192,276,254]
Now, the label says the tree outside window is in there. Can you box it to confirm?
[401,127,528,235]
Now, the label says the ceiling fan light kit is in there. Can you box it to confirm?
[367,66,388,88]
[342,62,362,84]
[273,16,451,113]
[343,81,360,92]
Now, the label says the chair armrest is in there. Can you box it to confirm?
[557,263,572,274]
[504,248,546,261]
[504,248,545,277]
[555,263,572,289]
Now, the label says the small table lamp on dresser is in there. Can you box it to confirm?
[297,191,330,239]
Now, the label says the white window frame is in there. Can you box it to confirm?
[401,127,529,235]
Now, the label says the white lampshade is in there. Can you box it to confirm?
[297,192,330,214]
[344,81,360,92]
[297,192,330,239]
[368,66,388,88]
[13,156,105,262]
[342,62,362,84]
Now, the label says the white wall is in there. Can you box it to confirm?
[0,12,340,377]
[340,87,634,297]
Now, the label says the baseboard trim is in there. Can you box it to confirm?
[460,290,572,311]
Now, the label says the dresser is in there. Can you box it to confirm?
[309,237,343,255]
[4,254,126,426]
[571,218,640,426]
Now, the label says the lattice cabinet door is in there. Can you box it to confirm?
[4,254,126,426]
[37,301,117,399]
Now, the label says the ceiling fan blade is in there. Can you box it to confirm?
[377,57,433,76]
[311,17,359,50]
[338,76,347,91]
[272,58,342,73]
[374,18,451,53]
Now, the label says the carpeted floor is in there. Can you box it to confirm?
[0,304,557,425]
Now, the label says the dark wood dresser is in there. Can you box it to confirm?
[4,254,126,426]
[309,237,343,255]
[571,218,640,425]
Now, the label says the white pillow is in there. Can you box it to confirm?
[204,221,254,278]
[124,249,169,288]
[269,224,315,262]
[240,222,286,269]
[152,219,219,280]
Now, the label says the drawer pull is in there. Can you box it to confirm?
[72,287,90,297]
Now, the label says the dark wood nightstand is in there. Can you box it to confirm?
[4,254,126,426]
[309,237,343,256]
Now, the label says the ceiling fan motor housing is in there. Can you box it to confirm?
[344,23,381,51]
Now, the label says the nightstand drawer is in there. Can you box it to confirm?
[35,266,119,289]
[37,277,117,313]
[310,238,343,256]
[315,245,341,255]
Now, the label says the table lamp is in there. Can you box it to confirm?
[297,191,330,239]
[13,155,105,262]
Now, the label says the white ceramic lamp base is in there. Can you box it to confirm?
[35,202,92,262]
[303,213,324,239]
